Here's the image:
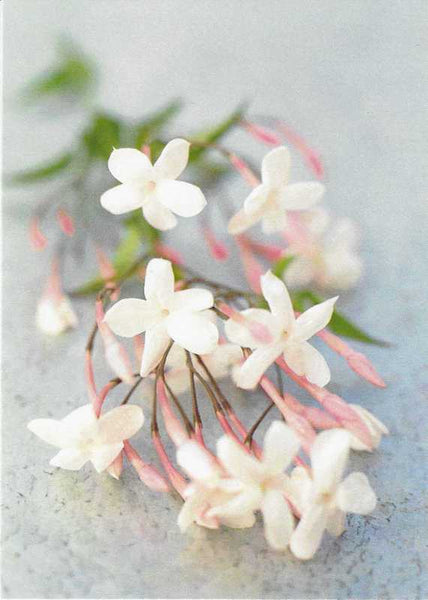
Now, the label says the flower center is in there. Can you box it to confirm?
[145,180,157,194]
[161,308,170,318]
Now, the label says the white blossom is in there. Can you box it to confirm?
[104,258,219,376]
[348,404,389,451]
[225,270,337,389]
[101,139,206,230]
[290,429,377,560]
[28,404,144,472]
[228,146,324,235]
[36,294,78,336]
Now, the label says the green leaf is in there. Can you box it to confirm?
[133,100,182,148]
[124,212,160,246]
[189,104,247,162]
[72,276,106,296]
[292,290,388,346]
[113,223,144,274]
[272,255,295,278]
[8,152,74,185]
[82,113,122,160]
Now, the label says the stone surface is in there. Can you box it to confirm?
[2,1,428,598]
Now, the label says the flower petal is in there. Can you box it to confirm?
[50,448,90,471]
[90,443,124,473]
[166,311,218,355]
[154,138,190,180]
[108,148,152,183]
[233,343,283,390]
[104,299,161,337]
[100,184,144,215]
[227,208,262,235]
[349,404,389,451]
[261,489,295,551]
[60,404,97,439]
[311,429,350,495]
[326,509,346,537]
[168,288,214,312]
[156,180,206,217]
[144,258,175,305]
[282,181,325,210]
[217,436,265,485]
[208,487,262,518]
[221,512,256,529]
[262,421,300,474]
[290,504,328,560]
[140,323,171,376]
[294,296,338,341]
[261,209,288,234]
[284,256,315,289]
[177,440,218,482]
[243,184,270,216]
[27,419,67,448]
[142,199,177,231]
[224,308,279,349]
[261,146,290,188]
[260,270,294,330]
[98,405,144,443]
[301,342,331,387]
[337,472,377,515]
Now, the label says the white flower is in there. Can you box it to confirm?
[228,146,324,235]
[290,429,377,560]
[101,139,206,231]
[36,294,78,336]
[348,404,389,451]
[225,270,337,389]
[284,209,363,291]
[209,421,300,550]
[177,440,255,531]
[161,342,243,395]
[28,404,144,472]
[104,258,219,376]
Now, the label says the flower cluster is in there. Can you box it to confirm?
[29,134,387,560]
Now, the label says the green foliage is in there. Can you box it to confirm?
[124,212,160,246]
[113,222,144,274]
[292,290,388,346]
[272,255,295,279]
[82,113,122,160]
[9,152,74,184]
[133,100,182,148]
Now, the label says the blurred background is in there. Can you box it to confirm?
[3,1,428,598]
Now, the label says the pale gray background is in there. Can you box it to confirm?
[2,1,428,598]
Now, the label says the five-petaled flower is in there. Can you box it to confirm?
[28,404,144,472]
[226,270,337,389]
[208,421,300,551]
[289,429,377,560]
[228,146,325,235]
[101,139,206,230]
[104,258,219,376]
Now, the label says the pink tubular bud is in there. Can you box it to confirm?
[243,121,282,146]
[236,236,263,294]
[141,144,151,159]
[157,380,190,447]
[229,154,260,187]
[133,335,144,365]
[29,217,47,250]
[36,259,78,336]
[276,121,324,179]
[106,451,124,480]
[85,349,103,417]
[152,431,187,496]
[154,242,184,265]
[95,248,119,301]
[246,238,285,262]
[217,302,273,345]
[57,209,75,236]
[123,441,170,493]
[202,226,229,261]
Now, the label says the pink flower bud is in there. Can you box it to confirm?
[202,226,229,261]
[36,260,77,335]
[106,451,123,479]
[96,300,135,385]
[229,154,260,187]
[243,121,282,146]
[276,121,324,179]
[123,441,170,493]
[154,242,184,265]
[236,236,263,293]
[29,217,48,251]
[157,380,190,447]
[57,209,75,236]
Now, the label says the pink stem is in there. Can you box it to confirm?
[202,226,229,261]
[152,431,187,496]
[276,121,324,179]
[229,154,260,187]
[85,350,103,418]
[123,441,170,493]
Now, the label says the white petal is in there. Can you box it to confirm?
[233,344,283,390]
[290,503,328,560]
[221,512,256,529]
[108,148,153,183]
[177,440,218,482]
[27,419,67,448]
[260,270,294,330]
[98,405,144,443]
[168,288,214,312]
[104,299,160,337]
[326,509,346,537]
[217,436,265,485]
[140,323,171,376]
[60,404,97,440]
[337,472,377,515]
[261,208,288,234]
[311,429,350,495]
[227,208,262,235]
[164,367,191,396]
[261,146,290,188]
[287,466,313,513]
[144,258,175,305]
[224,308,279,349]
[243,184,270,216]
[283,343,306,376]
[349,405,389,451]
[50,448,90,470]
[262,421,300,474]
[294,296,338,341]
[261,489,295,551]
[142,199,177,231]
[208,487,262,518]
[284,256,315,289]
[166,311,218,355]
[154,138,190,180]
[300,342,331,387]
[156,180,206,217]
[100,184,144,215]
[90,443,124,473]
[282,181,325,210]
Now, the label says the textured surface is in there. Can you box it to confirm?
[3,1,428,598]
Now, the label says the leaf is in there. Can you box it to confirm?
[113,223,143,274]
[72,276,106,297]
[272,255,295,278]
[189,104,247,162]
[133,100,182,148]
[8,152,74,185]
[292,290,388,346]
[82,113,122,160]
[124,212,160,246]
